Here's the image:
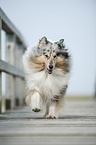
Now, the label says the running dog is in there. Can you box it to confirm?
[22,36,71,119]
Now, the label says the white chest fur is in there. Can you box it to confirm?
[26,68,70,99]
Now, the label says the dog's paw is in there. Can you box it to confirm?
[43,112,48,117]
[46,115,56,119]
[32,108,41,112]
[43,114,47,117]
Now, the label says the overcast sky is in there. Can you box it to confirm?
[0,0,96,96]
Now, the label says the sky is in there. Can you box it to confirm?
[0,0,96,96]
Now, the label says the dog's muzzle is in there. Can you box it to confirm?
[47,65,53,74]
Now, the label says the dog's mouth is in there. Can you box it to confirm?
[47,68,53,74]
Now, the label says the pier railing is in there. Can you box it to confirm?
[0,8,27,113]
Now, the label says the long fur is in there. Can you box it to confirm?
[22,37,71,118]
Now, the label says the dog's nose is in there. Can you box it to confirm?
[49,65,53,69]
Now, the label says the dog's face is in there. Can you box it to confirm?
[44,50,57,74]
[38,37,70,74]
[42,42,58,74]
[31,37,70,74]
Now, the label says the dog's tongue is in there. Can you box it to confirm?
[48,69,52,74]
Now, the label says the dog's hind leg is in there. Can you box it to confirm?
[46,101,57,119]
[46,97,64,119]
[55,98,64,118]
[44,102,49,117]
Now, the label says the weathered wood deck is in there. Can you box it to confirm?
[0,98,96,145]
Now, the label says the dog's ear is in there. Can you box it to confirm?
[57,39,64,49]
[39,36,48,49]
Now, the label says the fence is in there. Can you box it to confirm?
[0,8,27,113]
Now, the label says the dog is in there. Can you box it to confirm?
[22,36,71,119]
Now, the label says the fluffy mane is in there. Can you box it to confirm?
[22,37,71,119]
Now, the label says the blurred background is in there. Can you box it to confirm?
[0,0,96,97]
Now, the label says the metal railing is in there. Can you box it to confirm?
[0,8,27,113]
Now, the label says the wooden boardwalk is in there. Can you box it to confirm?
[0,98,96,145]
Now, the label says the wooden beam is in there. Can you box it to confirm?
[0,8,27,48]
[0,59,25,79]
[0,16,2,113]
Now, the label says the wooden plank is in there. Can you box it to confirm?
[0,136,96,145]
[0,8,27,48]
[0,59,25,78]
[0,100,96,145]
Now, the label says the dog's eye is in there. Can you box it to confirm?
[45,55,49,58]
[53,55,56,58]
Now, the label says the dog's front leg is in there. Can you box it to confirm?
[31,92,41,112]
[25,90,41,112]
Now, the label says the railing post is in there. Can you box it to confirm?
[94,76,96,99]
[0,16,2,113]
[0,8,26,112]
[6,33,16,109]
[22,46,26,104]
[15,43,24,105]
